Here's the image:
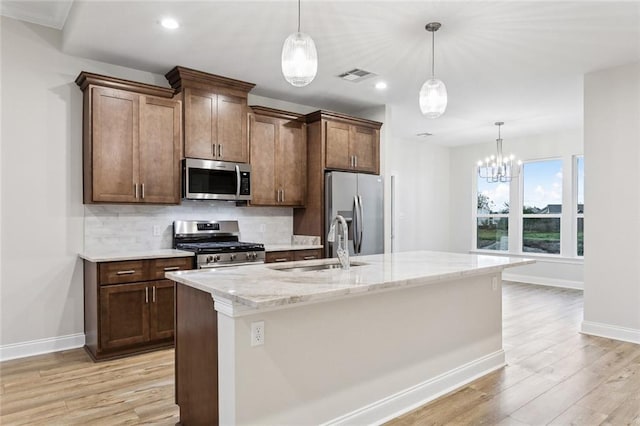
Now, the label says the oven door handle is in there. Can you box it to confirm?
[199,261,263,269]
[235,164,241,199]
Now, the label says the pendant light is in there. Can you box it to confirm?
[281,0,318,87]
[477,122,522,183]
[419,22,447,118]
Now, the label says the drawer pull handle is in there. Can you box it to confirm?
[163,266,181,271]
[152,286,156,303]
[274,258,289,262]
[145,287,149,304]
[303,256,316,260]
[116,270,136,275]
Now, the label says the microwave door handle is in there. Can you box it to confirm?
[235,164,241,198]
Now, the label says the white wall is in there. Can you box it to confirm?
[449,129,584,288]
[0,17,169,357]
[582,62,640,343]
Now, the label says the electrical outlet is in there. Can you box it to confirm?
[251,321,265,347]
[492,277,498,291]
[152,225,162,236]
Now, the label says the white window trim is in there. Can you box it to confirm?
[473,166,510,253]
[520,157,564,257]
[473,154,584,260]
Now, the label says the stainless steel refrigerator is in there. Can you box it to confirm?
[325,171,384,258]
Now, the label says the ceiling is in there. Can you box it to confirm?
[3,1,640,146]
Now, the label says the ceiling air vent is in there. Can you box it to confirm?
[338,68,376,82]
[417,132,433,137]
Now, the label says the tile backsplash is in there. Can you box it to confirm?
[84,201,293,252]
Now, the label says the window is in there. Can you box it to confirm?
[576,156,584,256]
[476,179,509,251]
[522,160,562,254]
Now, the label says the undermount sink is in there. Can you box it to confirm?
[271,261,367,273]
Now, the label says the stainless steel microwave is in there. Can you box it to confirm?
[183,158,251,201]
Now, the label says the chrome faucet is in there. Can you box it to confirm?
[327,214,349,269]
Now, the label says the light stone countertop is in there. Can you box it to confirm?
[264,244,323,252]
[80,249,195,263]
[166,250,534,310]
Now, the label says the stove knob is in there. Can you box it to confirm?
[230,254,236,261]
[206,255,214,263]
[246,252,251,260]
[214,255,221,262]
[251,252,257,260]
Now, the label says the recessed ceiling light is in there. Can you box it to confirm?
[161,18,179,30]
[375,81,387,90]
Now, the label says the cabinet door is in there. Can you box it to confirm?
[91,87,139,202]
[149,280,175,342]
[350,126,379,174]
[99,283,149,350]
[277,120,306,206]
[184,88,217,160]
[325,121,351,170]
[249,114,278,205]
[217,95,248,163]
[139,96,182,204]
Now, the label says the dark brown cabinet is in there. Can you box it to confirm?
[166,66,255,163]
[76,72,182,204]
[323,114,380,174]
[265,249,322,263]
[84,256,193,361]
[249,106,306,207]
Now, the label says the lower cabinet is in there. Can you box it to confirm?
[84,256,192,361]
[265,249,323,263]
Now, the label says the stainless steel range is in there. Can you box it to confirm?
[173,220,265,268]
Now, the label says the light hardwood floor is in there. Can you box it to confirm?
[1,282,639,425]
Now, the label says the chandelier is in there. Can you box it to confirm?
[419,22,447,118]
[281,0,318,87]
[477,122,521,183]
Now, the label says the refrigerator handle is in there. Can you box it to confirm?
[357,195,364,253]
[352,195,360,254]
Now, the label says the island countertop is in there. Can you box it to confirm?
[166,250,534,310]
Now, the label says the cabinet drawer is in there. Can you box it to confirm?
[294,249,322,261]
[150,257,193,279]
[99,260,147,285]
[265,251,294,263]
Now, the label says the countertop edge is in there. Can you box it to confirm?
[79,249,195,263]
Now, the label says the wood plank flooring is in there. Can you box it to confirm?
[388,282,640,426]
[1,282,638,425]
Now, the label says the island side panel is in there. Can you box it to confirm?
[175,283,219,425]
[217,273,504,425]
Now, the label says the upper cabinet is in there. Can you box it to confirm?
[249,106,307,207]
[165,66,255,163]
[307,111,382,174]
[76,72,182,204]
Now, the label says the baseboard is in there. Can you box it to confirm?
[0,333,85,362]
[581,321,640,345]
[502,273,583,290]
[322,350,506,426]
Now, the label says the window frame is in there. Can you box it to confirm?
[574,155,584,257]
[473,167,510,252]
[520,158,564,256]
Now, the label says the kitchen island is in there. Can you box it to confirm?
[166,251,533,425]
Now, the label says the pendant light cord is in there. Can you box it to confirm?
[431,30,435,77]
[297,0,301,33]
